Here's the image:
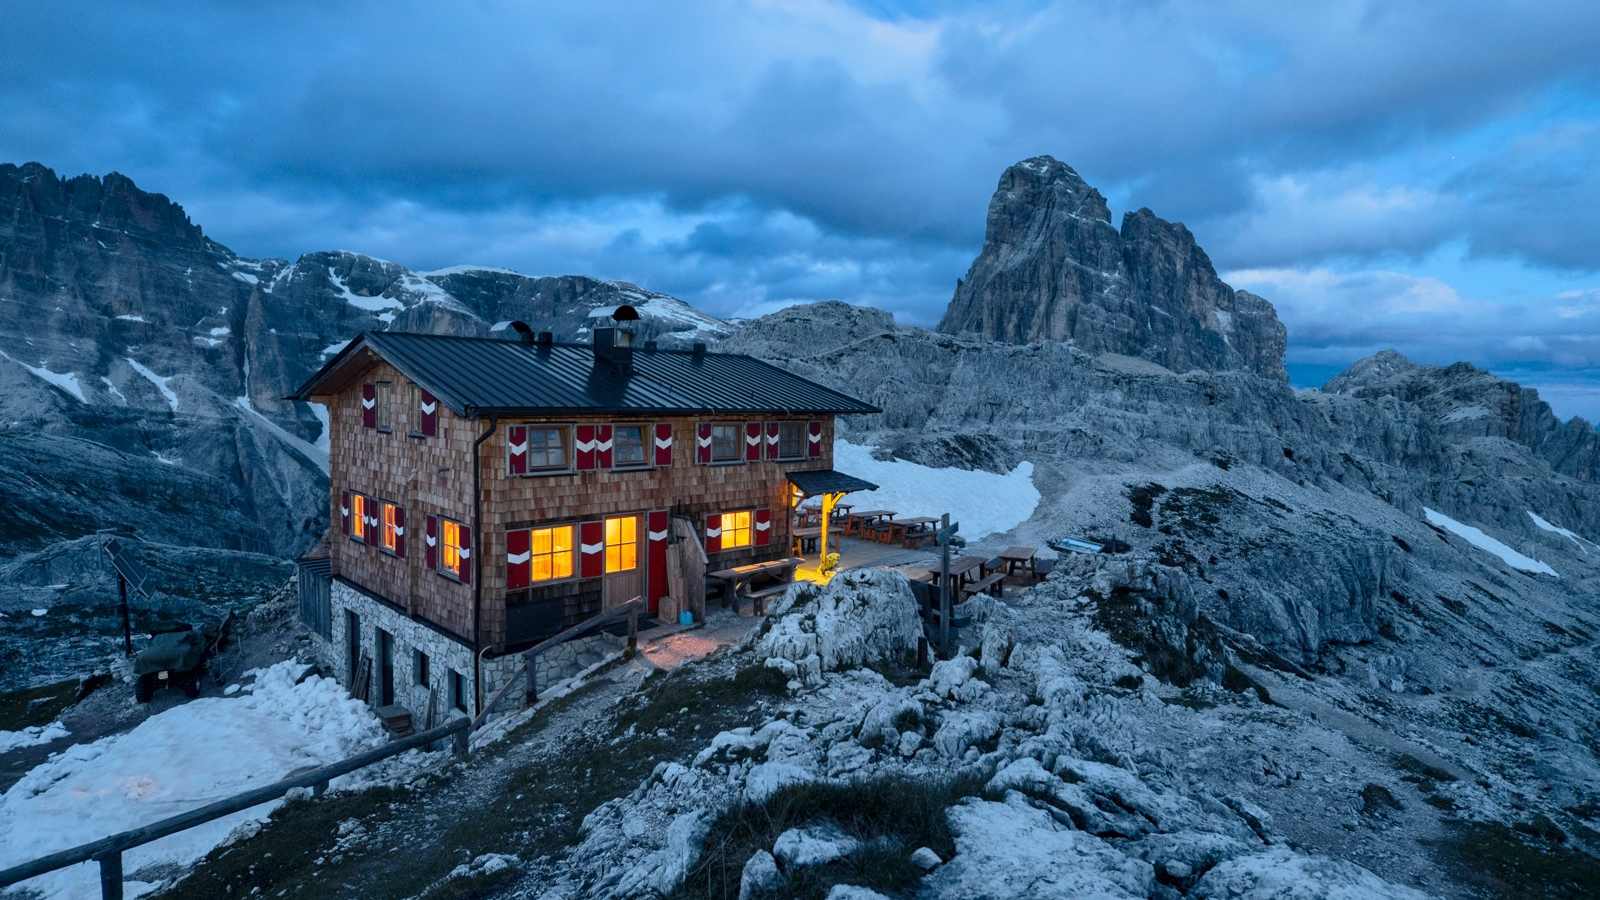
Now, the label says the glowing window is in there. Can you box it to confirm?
[605,516,638,572]
[722,510,752,549]
[441,519,464,579]
[381,502,399,554]
[531,525,575,582]
[351,493,368,543]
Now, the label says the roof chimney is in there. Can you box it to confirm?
[536,330,553,346]
[691,342,707,359]
[592,305,640,372]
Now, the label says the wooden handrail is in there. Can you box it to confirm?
[0,718,470,899]
[470,598,642,731]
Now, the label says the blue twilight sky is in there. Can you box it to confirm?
[3,2,1599,420]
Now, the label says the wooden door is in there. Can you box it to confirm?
[603,514,644,610]
[377,628,395,706]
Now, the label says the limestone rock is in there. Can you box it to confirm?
[738,850,782,900]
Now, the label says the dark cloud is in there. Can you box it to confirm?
[2,1,1599,406]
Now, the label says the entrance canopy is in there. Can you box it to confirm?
[786,469,879,498]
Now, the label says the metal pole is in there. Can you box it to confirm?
[117,573,133,658]
[97,852,122,900]
[939,513,951,658]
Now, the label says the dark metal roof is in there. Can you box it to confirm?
[290,331,880,417]
[787,469,879,496]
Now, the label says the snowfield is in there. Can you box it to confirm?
[1529,510,1593,554]
[0,662,386,900]
[831,441,1039,540]
[1423,507,1558,577]
[0,721,68,754]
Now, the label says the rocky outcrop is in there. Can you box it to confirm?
[937,156,1287,380]
[1326,349,1599,482]
[754,568,924,686]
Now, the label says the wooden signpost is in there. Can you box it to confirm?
[936,513,959,657]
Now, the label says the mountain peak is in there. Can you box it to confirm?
[939,157,1287,380]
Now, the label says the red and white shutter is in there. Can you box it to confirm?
[755,508,772,546]
[647,510,669,615]
[506,528,530,590]
[808,420,823,458]
[704,513,722,554]
[766,422,781,460]
[364,501,380,545]
[458,524,473,585]
[654,423,673,466]
[745,422,762,461]
[576,425,597,471]
[579,520,604,578]
[393,506,406,558]
[361,384,376,429]
[595,424,614,469]
[419,389,438,437]
[507,425,528,475]
[340,490,351,535]
[695,423,713,465]
[425,515,438,570]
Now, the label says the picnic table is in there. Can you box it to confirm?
[999,545,1039,577]
[708,557,803,610]
[894,515,939,548]
[848,509,897,542]
[792,525,843,555]
[927,555,983,589]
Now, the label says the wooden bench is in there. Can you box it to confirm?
[963,571,1006,598]
[736,583,790,616]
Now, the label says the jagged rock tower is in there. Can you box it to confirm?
[938,155,1288,380]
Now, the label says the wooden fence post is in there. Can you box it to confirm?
[525,654,539,705]
[452,725,469,759]
[96,852,122,900]
[626,602,639,658]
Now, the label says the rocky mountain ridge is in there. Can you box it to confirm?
[938,155,1288,381]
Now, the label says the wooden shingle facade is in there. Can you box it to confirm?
[292,313,877,712]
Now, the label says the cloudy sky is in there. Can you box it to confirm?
[5,1,1599,419]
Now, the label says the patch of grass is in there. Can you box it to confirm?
[674,774,988,900]
[151,786,416,900]
[1425,820,1600,899]
[1360,783,1403,816]
[1125,483,1168,528]
[0,678,80,732]
[618,664,789,735]
[1393,753,1457,785]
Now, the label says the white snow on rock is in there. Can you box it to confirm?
[114,313,147,322]
[0,661,385,900]
[320,340,351,358]
[328,267,403,313]
[755,568,923,686]
[1191,846,1431,899]
[1528,511,1593,554]
[1423,507,1557,577]
[0,721,68,754]
[832,441,1038,539]
[0,351,86,403]
[125,357,179,411]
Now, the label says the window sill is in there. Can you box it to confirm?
[708,459,745,467]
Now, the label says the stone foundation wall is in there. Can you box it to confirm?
[308,579,617,722]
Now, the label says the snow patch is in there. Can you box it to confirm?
[1441,405,1489,423]
[0,662,387,900]
[0,721,68,754]
[100,376,126,404]
[0,352,87,403]
[1528,511,1593,555]
[320,340,350,358]
[125,357,179,412]
[230,271,259,285]
[207,326,231,337]
[1424,507,1557,577]
[328,267,402,313]
[114,314,147,323]
[831,440,1039,539]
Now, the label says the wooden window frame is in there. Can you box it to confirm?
[609,422,652,471]
[528,522,578,585]
[374,380,393,433]
[709,422,743,465]
[775,420,808,461]
[350,492,369,544]
[379,500,401,556]
[721,509,754,550]
[407,383,425,438]
[509,423,576,476]
[437,517,466,582]
[604,514,640,573]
